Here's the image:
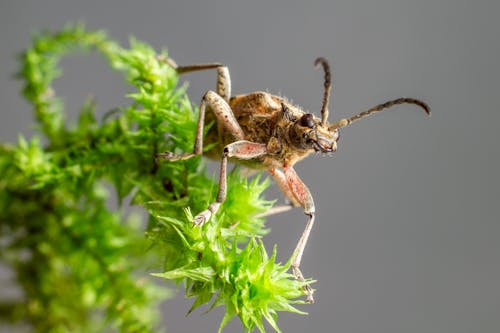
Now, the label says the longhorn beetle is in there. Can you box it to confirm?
[156,56,430,303]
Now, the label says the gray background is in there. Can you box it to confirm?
[1,1,499,332]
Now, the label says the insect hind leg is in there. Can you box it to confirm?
[157,56,231,102]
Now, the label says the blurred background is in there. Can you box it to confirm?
[1,1,499,332]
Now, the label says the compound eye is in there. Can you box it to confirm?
[299,113,315,128]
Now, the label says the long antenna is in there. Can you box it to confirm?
[329,98,430,130]
[314,57,332,125]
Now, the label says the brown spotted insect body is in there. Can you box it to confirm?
[157,56,430,303]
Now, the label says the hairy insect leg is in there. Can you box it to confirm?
[156,91,244,161]
[157,56,231,102]
[252,167,301,218]
[193,140,268,225]
[269,167,301,207]
[283,166,316,303]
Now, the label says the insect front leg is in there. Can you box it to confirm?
[156,90,244,161]
[193,140,268,226]
[254,167,300,218]
[282,166,316,303]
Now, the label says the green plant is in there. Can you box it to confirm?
[0,24,310,332]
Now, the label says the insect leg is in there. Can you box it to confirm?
[255,205,293,218]
[253,167,300,218]
[283,166,316,303]
[269,167,301,207]
[156,90,244,161]
[193,140,268,226]
[157,56,231,102]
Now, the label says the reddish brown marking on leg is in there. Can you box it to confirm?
[283,167,315,214]
[225,140,267,159]
[282,166,316,302]
[269,167,300,207]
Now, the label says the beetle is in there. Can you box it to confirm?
[156,56,430,303]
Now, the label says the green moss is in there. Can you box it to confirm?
[0,24,310,332]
